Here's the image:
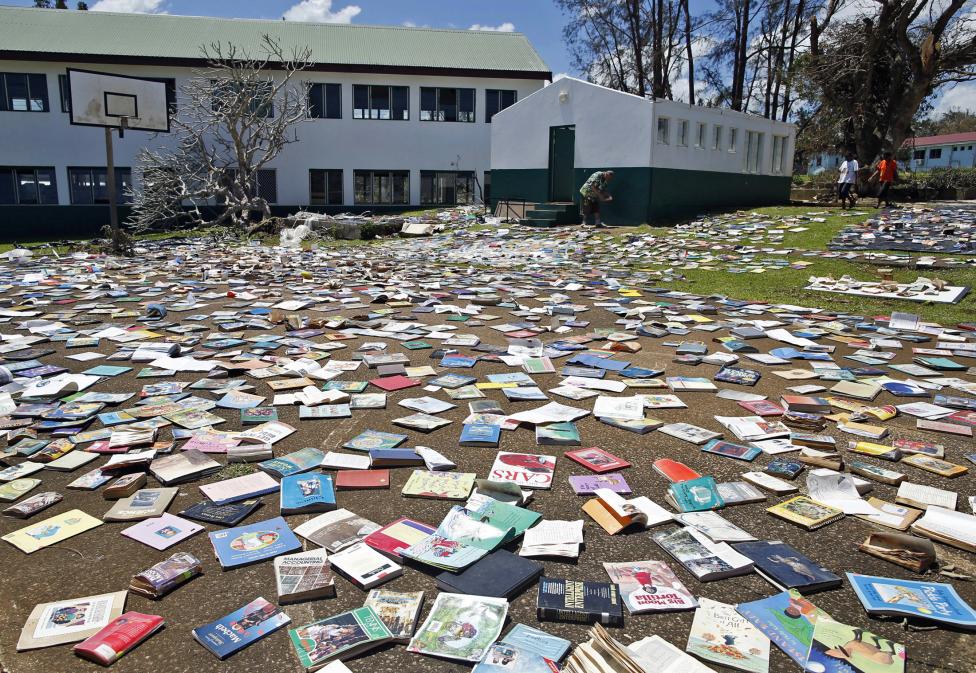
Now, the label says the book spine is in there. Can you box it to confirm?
[536,606,622,625]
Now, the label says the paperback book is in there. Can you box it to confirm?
[285,608,387,667]
[408,593,508,662]
[208,516,301,569]
[686,597,770,673]
[193,597,290,659]
[364,590,424,641]
[603,560,697,613]
[274,549,336,603]
[736,590,832,667]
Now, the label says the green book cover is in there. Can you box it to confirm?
[289,606,392,669]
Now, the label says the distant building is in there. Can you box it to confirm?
[490,77,796,225]
[906,132,976,170]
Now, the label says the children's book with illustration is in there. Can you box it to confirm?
[767,495,844,530]
[803,619,904,673]
[208,516,301,569]
[364,590,424,641]
[736,590,832,667]
[408,593,508,662]
[733,540,841,593]
[17,591,128,651]
[401,470,476,500]
[603,560,697,614]
[289,608,391,670]
[686,597,770,673]
[847,573,976,629]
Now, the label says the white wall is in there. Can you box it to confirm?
[0,59,544,206]
[490,77,654,170]
[650,99,795,177]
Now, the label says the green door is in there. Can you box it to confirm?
[549,125,576,202]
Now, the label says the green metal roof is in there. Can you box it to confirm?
[0,6,550,76]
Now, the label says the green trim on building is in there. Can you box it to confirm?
[491,166,791,225]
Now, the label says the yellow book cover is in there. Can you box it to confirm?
[581,498,627,535]
[401,470,475,500]
[476,382,517,390]
[2,509,102,554]
[767,496,843,530]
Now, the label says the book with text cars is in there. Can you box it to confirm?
[72,611,164,665]
[732,541,842,593]
[208,516,301,569]
[280,472,336,515]
[289,606,393,669]
[489,452,556,490]
[686,597,770,673]
[193,597,290,659]
[364,590,425,641]
[293,508,381,553]
[847,573,976,629]
[408,593,508,662]
[274,549,336,603]
[603,560,697,613]
[736,590,832,667]
[17,591,128,651]
[536,577,623,626]
[651,525,754,581]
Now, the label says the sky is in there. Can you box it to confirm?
[8,0,971,116]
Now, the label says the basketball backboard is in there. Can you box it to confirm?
[67,68,170,132]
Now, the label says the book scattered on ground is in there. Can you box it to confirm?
[121,512,203,550]
[199,471,279,506]
[847,572,976,629]
[651,525,754,581]
[408,593,508,662]
[402,470,476,500]
[130,552,202,599]
[280,472,336,515]
[736,589,832,668]
[911,505,976,552]
[732,540,841,593]
[603,560,697,613]
[294,508,381,553]
[364,590,424,641]
[500,623,571,662]
[73,611,164,665]
[488,452,557,490]
[767,495,844,530]
[193,597,291,659]
[17,591,128,651]
[179,498,262,527]
[289,606,393,668]
[804,619,904,673]
[329,542,403,589]
[104,487,178,522]
[536,577,623,626]
[686,597,770,673]
[274,549,336,603]
[364,517,436,559]
[3,508,103,554]
[435,549,543,599]
[208,516,302,569]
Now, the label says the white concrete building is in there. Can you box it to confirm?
[491,78,796,225]
[0,6,549,236]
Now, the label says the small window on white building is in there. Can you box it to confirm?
[929,148,942,159]
[713,125,723,150]
[728,128,738,153]
[677,119,688,146]
[695,122,706,149]
[771,135,786,174]
[744,131,764,173]
[657,117,670,144]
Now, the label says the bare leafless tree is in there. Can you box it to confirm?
[128,35,311,232]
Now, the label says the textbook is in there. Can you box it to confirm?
[459,422,501,447]
[199,472,279,506]
[364,590,425,641]
[104,488,178,522]
[73,611,164,665]
[274,549,336,603]
[257,447,325,478]
[666,476,725,512]
[536,577,624,626]
[408,593,507,662]
[402,470,476,500]
[193,597,290,659]
[732,541,841,593]
[364,517,436,559]
[847,573,976,629]
[674,511,756,543]
[401,534,488,571]
[435,550,543,599]
[328,542,403,589]
[686,597,770,673]
[17,591,128,651]
[289,606,393,669]
[208,516,301,569]
[603,560,697,614]
[564,447,630,473]
[651,525,754,581]
[489,452,556,490]
[736,590,832,667]
[767,495,844,530]
[293,508,382,553]
[280,473,336,515]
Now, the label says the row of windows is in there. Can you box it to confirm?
[0,167,132,205]
[1,72,517,123]
[914,146,973,161]
[656,117,788,173]
[1,167,477,206]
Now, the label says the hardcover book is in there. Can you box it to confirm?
[435,550,543,599]
[536,577,623,626]
[193,597,290,659]
[208,516,301,569]
[603,560,697,613]
[179,499,262,527]
[767,496,844,530]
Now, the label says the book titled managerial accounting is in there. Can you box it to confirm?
[536,577,623,626]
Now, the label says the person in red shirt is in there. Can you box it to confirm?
[869,151,898,208]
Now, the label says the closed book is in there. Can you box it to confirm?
[104,488,178,522]
[767,495,844,530]
[280,473,336,515]
[732,540,841,593]
[459,423,501,447]
[536,577,623,626]
[364,518,436,559]
[335,469,390,490]
[367,449,423,467]
[289,606,392,669]
[329,542,402,589]
[274,549,336,603]
[179,499,261,527]
[129,552,202,599]
[193,597,290,659]
[199,471,279,506]
[73,612,164,665]
[257,447,324,478]
[435,550,543,599]
[364,590,425,641]
[568,472,631,495]
[208,516,301,569]
[666,477,724,512]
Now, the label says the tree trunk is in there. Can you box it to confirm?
[681,0,694,103]
[627,0,648,95]
[779,0,804,122]
[731,0,752,111]
[652,0,665,97]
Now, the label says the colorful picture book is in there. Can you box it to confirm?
[736,590,832,667]
[686,597,770,673]
[488,452,556,490]
[17,591,128,651]
[364,590,425,641]
[193,597,291,659]
[804,619,904,673]
[289,606,393,668]
[603,560,697,613]
[208,516,302,569]
[847,573,976,629]
[3,509,103,554]
[280,472,336,515]
[408,593,508,662]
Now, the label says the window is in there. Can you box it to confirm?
[657,117,670,144]
[307,83,341,119]
[728,128,738,152]
[421,171,475,205]
[353,85,409,120]
[485,89,516,122]
[0,73,48,112]
[212,80,273,117]
[420,87,475,122]
[695,122,706,149]
[744,131,764,173]
[913,149,925,160]
[309,169,343,205]
[712,125,723,150]
[59,75,176,115]
[929,148,942,159]
[219,168,277,204]
[771,135,787,174]
[0,167,58,204]
[68,167,132,204]
[677,120,689,146]
[354,170,409,204]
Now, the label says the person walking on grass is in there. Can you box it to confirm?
[837,152,859,209]
[869,151,898,208]
[580,170,614,228]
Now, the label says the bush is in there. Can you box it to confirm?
[912,167,976,191]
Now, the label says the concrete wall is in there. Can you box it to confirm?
[0,58,545,213]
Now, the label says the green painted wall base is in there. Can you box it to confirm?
[491,166,792,226]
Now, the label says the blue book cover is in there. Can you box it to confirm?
[701,439,761,462]
[460,423,501,446]
[668,476,723,512]
[847,573,976,629]
[441,356,478,368]
[208,516,302,569]
[343,429,408,452]
[280,473,335,513]
[733,541,841,592]
[736,590,832,667]
[257,447,324,478]
[193,597,290,659]
[501,623,571,661]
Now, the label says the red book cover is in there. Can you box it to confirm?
[363,518,436,558]
[652,459,701,483]
[335,469,390,490]
[737,399,785,417]
[73,612,164,665]
[369,375,421,392]
[563,447,631,474]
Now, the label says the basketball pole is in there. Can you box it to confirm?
[104,126,119,236]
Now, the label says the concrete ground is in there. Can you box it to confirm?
[1,230,975,673]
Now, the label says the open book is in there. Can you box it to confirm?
[582,488,672,535]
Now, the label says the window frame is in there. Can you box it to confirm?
[929,148,942,159]
[309,168,344,205]
[419,87,475,122]
[0,72,49,112]
[656,117,670,145]
[352,84,409,121]
[485,88,516,123]
[0,166,58,205]
[67,166,133,205]
[771,135,787,174]
[712,125,723,151]
[353,169,410,205]
[728,128,738,153]
[306,82,342,120]
[695,122,706,149]
[677,119,689,147]
[420,170,476,205]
